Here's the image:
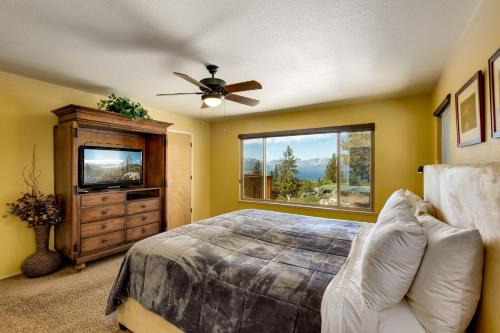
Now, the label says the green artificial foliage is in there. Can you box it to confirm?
[97,94,152,120]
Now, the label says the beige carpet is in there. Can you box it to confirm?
[0,254,125,333]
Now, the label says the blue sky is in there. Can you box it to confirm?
[84,149,142,167]
[244,133,337,161]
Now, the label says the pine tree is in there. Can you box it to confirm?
[349,147,370,185]
[276,146,299,200]
[251,160,262,174]
[125,154,133,172]
[270,164,280,199]
[325,153,337,184]
[341,132,370,185]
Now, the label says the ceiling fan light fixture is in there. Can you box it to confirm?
[158,65,261,108]
[202,92,222,107]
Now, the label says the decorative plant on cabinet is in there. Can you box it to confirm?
[97,93,152,120]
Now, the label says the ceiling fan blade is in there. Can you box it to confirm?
[201,102,209,109]
[223,80,262,93]
[156,92,203,96]
[173,72,211,91]
[225,93,260,106]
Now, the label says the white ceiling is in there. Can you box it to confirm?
[0,0,478,118]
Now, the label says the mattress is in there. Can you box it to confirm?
[106,209,362,333]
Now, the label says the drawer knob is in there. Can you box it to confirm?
[101,210,108,215]
[101,224,107,229]
[102,196,108,201]
[101,239,108,244]
[141,216,147,221]
[141,228,146,233]
[140,204,146,209]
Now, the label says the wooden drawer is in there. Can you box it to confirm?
[80,203,125,223]
[127,198,160,215]
[81,192,126,207]
[81,230,125,253]
[127,211,160,228]
[127,223,160,242]
[81,217,125,238]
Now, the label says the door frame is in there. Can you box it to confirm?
[167,129,194,223]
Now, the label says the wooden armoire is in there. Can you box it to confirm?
[52,105,172,269]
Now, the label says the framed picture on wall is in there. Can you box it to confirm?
[455,71,485,147]
[488,48,500,138]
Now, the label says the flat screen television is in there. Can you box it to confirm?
[79,146,143,188]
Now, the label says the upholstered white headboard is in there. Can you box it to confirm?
[424,163,500,333]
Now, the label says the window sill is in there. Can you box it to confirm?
[238,199,377,216]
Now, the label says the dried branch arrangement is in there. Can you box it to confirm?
[6,146,62,227]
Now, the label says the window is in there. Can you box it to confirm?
[240,124,374,211]
[434,94,451,164]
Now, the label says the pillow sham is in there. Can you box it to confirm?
[361,202,427,311]
[407,215,483,333]
[404,189,422,213]
[377,189,410,221]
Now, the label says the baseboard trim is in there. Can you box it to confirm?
[0,271,22,280]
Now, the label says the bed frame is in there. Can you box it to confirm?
[424,163,500,333]
[117,298,181,333]
[117,164,499,332]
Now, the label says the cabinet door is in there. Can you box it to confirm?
[167,131,192,230]
[144,134,166,230]
[54,121,79,258]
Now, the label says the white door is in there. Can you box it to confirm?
[167,131,193,229]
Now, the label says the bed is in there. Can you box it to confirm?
[106,209,363,332]
[106,163,499,333]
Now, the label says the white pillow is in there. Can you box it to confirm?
[407,215,483,333]
[378,189,410,221]
[361,202,427,311]
[404,189,422,213]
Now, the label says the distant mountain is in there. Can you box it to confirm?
[244,158,261,173]
[242,157,331,180]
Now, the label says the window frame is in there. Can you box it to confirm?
[239,123,375,213]
[433,94,451,163]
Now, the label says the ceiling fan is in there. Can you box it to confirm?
[156,65,262,108]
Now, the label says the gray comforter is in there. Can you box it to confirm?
[106,209,362,333]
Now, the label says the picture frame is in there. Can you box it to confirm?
[455,71,485,147]
[488,48,500,138]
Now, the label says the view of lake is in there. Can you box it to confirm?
[244,157,331,180]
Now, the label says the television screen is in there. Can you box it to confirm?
[79,147,143,187]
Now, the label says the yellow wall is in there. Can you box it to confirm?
[432,2,500,332]
[432,0,500,163]
[210,94,434,222]
[0,70,211,279]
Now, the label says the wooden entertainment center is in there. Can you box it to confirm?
[52,105,172,269]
